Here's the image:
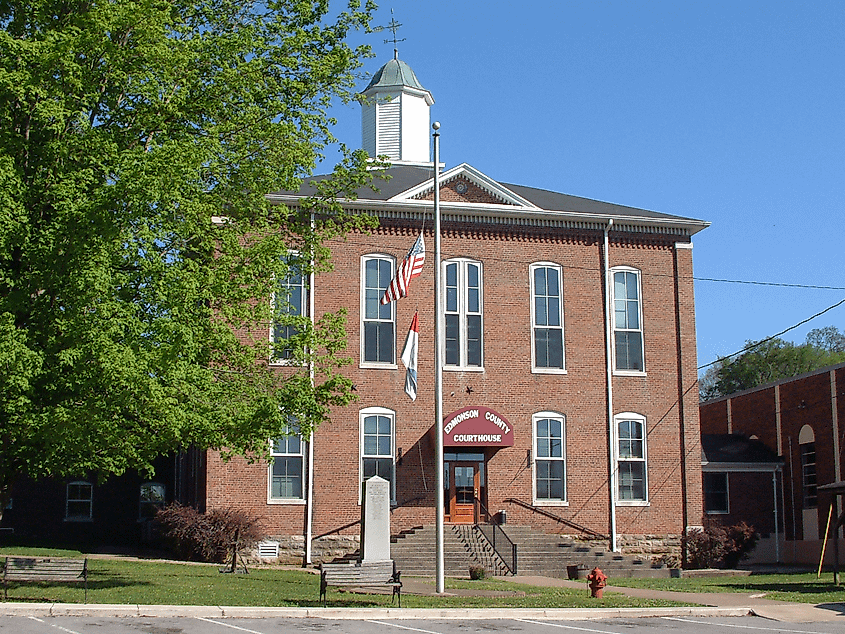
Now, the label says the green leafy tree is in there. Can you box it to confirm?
[0,0,379,514]
[700,327,845,400]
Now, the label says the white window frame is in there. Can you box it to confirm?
[532,412,567,506]
[615,412,649,506]
[530,263,566,373]
[703,472,729,515]
[268,429,306,504]
[359,407,396,504]
[65,481,93,522]
[443,258,483,370]
[270,252,309,365]
[610,266,645,375]
[360,255,396,368]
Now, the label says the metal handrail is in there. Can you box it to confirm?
[503,497,608,539]
[477,500,517,575]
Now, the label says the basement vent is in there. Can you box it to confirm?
[257,541,280,559]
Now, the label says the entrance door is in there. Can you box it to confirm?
[450,462,479,523]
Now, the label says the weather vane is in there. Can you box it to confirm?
[371,9,405,59]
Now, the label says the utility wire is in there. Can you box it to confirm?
[696,296,845,371]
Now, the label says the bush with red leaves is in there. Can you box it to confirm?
[683,518,759,569]
[156,503,263,563]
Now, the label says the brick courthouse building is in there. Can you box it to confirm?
[3,55,710,564]
[205,54,709,563]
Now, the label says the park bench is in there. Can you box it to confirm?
[3,557,89,602]
[319,560,401,607]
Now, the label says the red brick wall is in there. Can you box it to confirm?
[207,219,703,548]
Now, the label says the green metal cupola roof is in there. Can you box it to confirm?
[364,54,429,93]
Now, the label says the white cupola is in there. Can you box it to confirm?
[360,54,435,165]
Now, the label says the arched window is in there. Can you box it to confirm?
[531,263,565,371]
[533,412,566,504]
[360,407,396,503]
[616,413,648,503]
[610,267,644,373]
[799,425,817,509]
[361,255,396,365]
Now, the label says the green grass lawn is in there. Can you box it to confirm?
[610,572,845,605]
[0,547,686,608]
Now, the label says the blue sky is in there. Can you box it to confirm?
[323,1,845,371]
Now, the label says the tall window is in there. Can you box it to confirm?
[269,432,304,501]
[66,481,93,521]
[360,408,395,500]
[362,256,395,364]
[611,267,644,372]
[616,414,647,502]
[531,264,565,370]
[534,413,566,503]
[703,472,729,514]
[139,483,166,519]
[272,256,307,362]
[801,441,817,509]
[444,259,482,368]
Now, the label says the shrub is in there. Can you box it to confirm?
[468,564,487,580]
[156,503,263,563]
[682,519,758,569]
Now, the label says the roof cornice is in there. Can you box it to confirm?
[264,194,710,237]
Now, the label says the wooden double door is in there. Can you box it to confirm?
[444,451,486,524]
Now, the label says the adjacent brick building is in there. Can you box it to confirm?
[700,362,845,565]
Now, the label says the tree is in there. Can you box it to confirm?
[0,0,379,514]
[700,328,845,400]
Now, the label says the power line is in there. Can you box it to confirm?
[696,296,845,371]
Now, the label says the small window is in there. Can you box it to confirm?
[531,264,565,371]
[611,268,644,372]
[66,481,93,521]
[139,483,166,520]
[361,256,395,365]
[360,407,395,502]
[269,433,304,501]
[533,413,566,504]
[703,472,729,514]
[616,414,648,503]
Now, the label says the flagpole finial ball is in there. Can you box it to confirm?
[432,121,440,130]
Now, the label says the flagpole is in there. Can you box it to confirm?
[432,121,445,594]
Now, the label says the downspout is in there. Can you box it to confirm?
[305,216,316,565]
[603,219,618,552]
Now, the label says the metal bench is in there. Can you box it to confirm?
[3,557,88,602]
[319,560,401,607]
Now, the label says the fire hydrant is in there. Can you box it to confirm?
[586,567,607,598]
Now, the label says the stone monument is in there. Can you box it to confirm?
[360,475,391,562]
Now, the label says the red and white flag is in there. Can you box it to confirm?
[380,233,425,304]
[401,312,419,401]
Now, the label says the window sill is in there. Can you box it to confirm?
[616,500,649,507]
[531,367,567,375]
[269,360,305,368]
[704,510,729,515]
[360,362,398,370]
[267,498,306,505]
[444,366,485,373]
[613,370,647,377]
[532,499,568,507]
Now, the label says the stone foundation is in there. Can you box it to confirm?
[247,534,360,566]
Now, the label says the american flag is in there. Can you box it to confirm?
[380,233,426,304]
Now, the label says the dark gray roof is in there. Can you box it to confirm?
[701,434,782,465]
[273,165,703,225]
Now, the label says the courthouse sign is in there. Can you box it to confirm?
[443,406,513,447]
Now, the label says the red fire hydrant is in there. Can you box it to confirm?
[586,567,607,598]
